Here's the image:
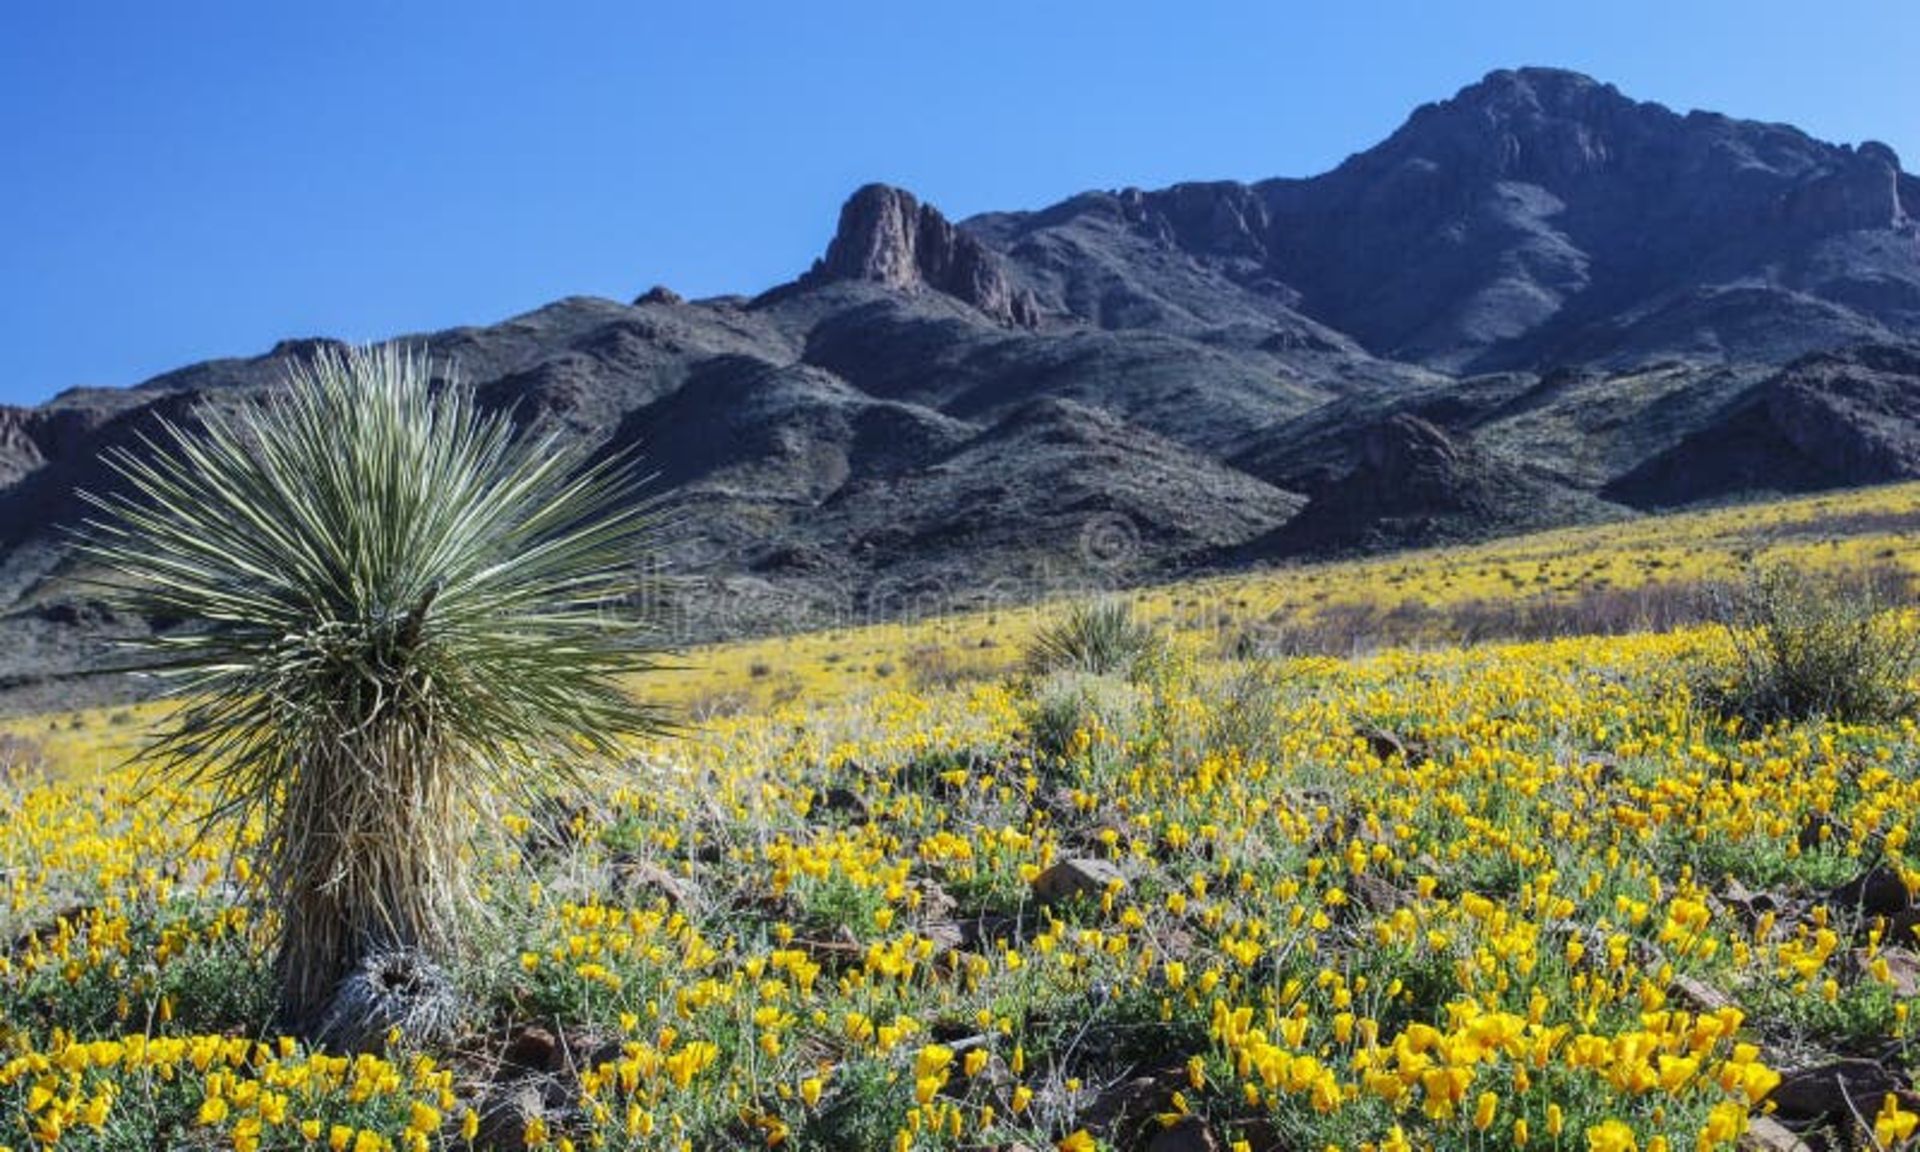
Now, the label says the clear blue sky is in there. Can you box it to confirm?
[4,1,1917,406]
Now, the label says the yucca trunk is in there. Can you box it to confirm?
[273,731,461,1028]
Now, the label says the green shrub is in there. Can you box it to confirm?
[1703,563,1918,725]
[1022,670,1145,761]
[1201,659,1292,765]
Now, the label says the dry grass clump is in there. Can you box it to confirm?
[1226,578,1741,660]
[902,642,1004,692]
[312,946,460,1054]
[0,732,46,793]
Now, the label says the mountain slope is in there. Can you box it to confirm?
[1606,344,1920,506]
[5,66,1920,707]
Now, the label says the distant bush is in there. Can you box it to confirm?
[1220,575,1839,660]
[686,688,752,722]
[1447,579,1730,644]
[1702,563,1918,725]
[1022,671,1145,761]
[1023,599,1164,681]
[0,732,46,792]
[902,642,1000,692]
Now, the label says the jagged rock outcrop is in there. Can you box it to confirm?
[1354,415,1491,505]
[808,184,1040,327]
[634,285,683,306]
[1778,140,1910,235]
[267,337,351,363]
[0,411,49,488]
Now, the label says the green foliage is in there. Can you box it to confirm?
[79,345,672,1029]
[5,902,272,1044]
[1199,659,1293,765]
[793,869,891,936]
[1020,671,1145,762]
[796,1057,919,1152]
[147,925,277,1038]
[1744,972,1907,1057]
[1022,599,1164,681]
[1703,563,1919,725]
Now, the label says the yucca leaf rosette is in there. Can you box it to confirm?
[80,344,672,1029]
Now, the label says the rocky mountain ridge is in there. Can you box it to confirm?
[5,66,1920,709]
[968,68,1918,369]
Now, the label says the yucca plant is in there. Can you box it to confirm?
[79,345,670,1032]
[1021,598,1164,681]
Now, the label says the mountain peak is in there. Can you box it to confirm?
[1371,65,1653,181]
[807,183,1039,327]
[1454,66,1619,110]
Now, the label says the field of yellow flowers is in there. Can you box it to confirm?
[6,485,1920,1152]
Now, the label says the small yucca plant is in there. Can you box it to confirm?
[1022,599,1164,681]
[80,345,670,1032]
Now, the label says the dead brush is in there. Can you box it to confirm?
[313,945,461,1053]
[0,733,47,793]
